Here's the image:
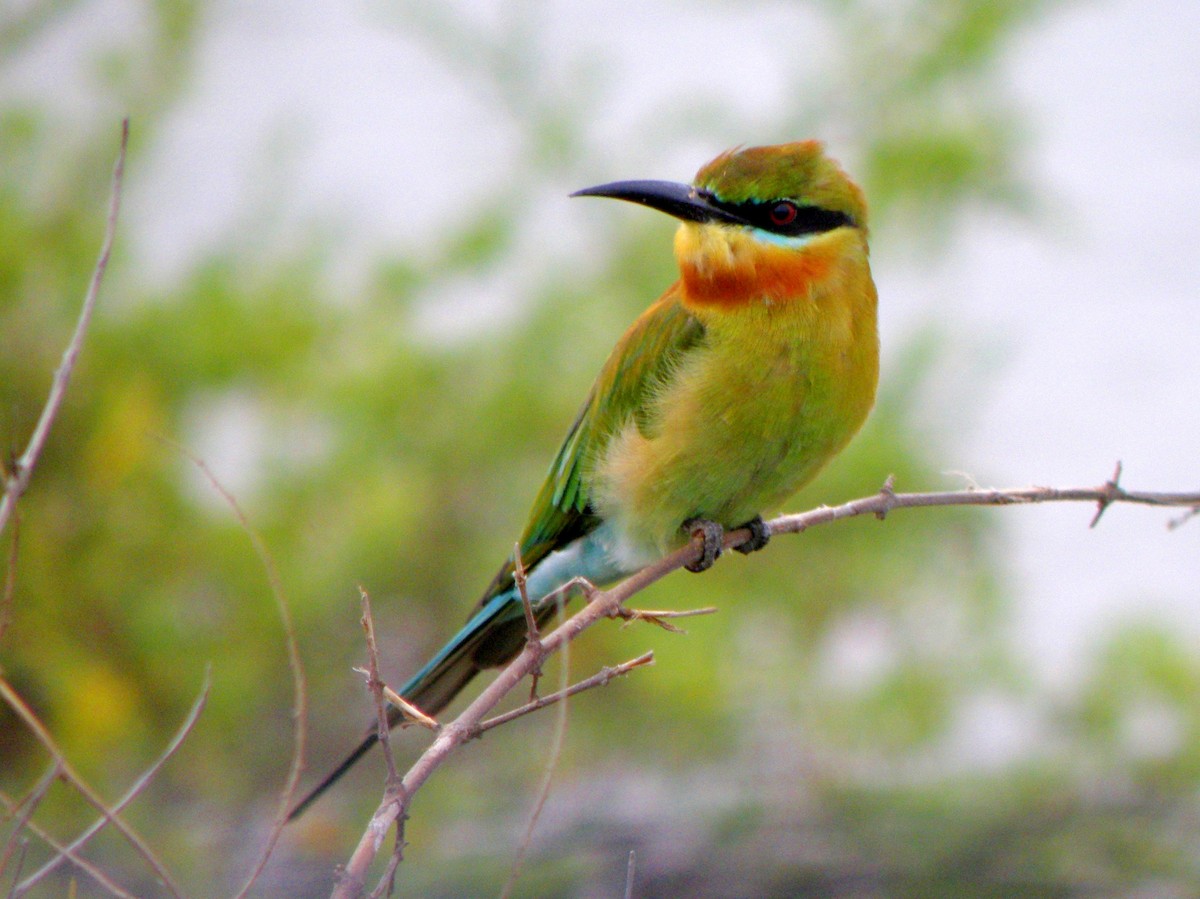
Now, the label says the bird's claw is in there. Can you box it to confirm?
[732,515,771,555]
[683,518,724,573]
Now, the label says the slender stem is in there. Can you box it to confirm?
[0,119,128,536]
[14,673,210,895]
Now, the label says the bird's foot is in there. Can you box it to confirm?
[732,515,771,555]
[683,518,724,573]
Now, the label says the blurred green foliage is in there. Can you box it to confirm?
[1,0,1197,896]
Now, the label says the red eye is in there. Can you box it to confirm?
[769,201,798,227]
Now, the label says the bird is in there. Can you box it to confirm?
[289,140,878,820]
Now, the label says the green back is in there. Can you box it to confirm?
[472,287,706,610]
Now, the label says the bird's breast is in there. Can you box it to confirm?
[674,222,842,309]
[592,233,878,558]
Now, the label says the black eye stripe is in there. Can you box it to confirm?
[706,195,854,236]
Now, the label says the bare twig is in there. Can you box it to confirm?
[0,790,138,899]
[0,762,60,879]
[477,652,654,734]
[333,567,677,891]
[333,782,406,899]
[624,849,637,899]
[366,831,404,899]
[513,542,544,702]
[342,593,411,899]
[0,677,184,898]
[5,837,30,898]
[334,468,1200,883]
[610,604,718,633]
[0,119,128,537]
[502,596,571,899]
[513,543,539,645]
[358,587,400,785]
[762,472,1200,545]
[13,672,210,896]
[172,447,308,899]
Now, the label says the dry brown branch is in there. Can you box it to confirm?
[332,467,1200,888]
[501,597,572,899]
[513,543,544,702]
[173,448,308,899]
[333,780,406,899]
[513,543,539,646]
[0,789,138,899]
[355,592,439,733]
[10,672,210,896]
[0,119,128,537]
[0,762,59,879]
[364,833,404,899]
[0,677,184,897]
[764,468,1200,543]
[335,592,416,899]
[332,568,670,895]
[358,588,400,784]
[5,841,29,897]
[476,652,654,735]
[357,588,405,899]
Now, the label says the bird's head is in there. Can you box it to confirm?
[573,141,869,308]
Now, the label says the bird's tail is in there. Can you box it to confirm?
[287,588,529,821]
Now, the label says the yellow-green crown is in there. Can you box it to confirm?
[695,141,868,231]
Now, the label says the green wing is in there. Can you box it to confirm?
[290,292,705,821]
[475,287,706,607]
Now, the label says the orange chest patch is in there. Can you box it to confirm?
[678,240,835,310]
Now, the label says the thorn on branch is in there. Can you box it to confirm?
[875,474,897,520]
[945,469,982,491]
[609,604,718,633]
[1089,461,1126,529]
[381,685,439,731]
[1168,505,1200,531]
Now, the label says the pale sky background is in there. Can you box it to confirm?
[12,0,1200,690]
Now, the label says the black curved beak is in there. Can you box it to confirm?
[570,179,748,226]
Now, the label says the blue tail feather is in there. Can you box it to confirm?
[289,526,638,820]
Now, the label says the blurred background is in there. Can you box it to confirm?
[2,0,1198,895]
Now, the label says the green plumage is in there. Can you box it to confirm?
[290,140,878,820]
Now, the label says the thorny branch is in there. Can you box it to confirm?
[358,587,400,784]
[331,465,1200,893]
[357,587,405,899]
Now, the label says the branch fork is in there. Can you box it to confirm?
[335,462,1200,894]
